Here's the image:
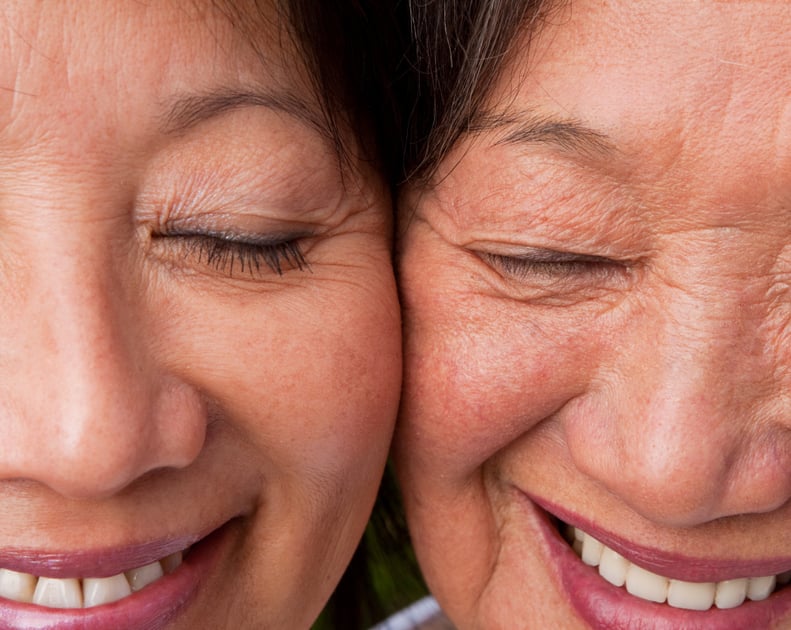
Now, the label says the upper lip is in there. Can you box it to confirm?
[529,493,791,583]
[0,534,202,579]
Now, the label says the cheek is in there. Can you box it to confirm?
[399,263,604,481]
[151,269,402,481]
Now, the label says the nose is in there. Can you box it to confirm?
[565,280,791,527]
[0,227,206,500]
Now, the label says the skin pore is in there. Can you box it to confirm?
[0,2,400,629]
[396,1,791,628]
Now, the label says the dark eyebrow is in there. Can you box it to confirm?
[160,87,328,139]
[471,111,616,158]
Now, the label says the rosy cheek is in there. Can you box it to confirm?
[404,289,617,481]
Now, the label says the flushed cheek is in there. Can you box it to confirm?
[401,295,601,479]
[154,260,400,420]
[221,328,397,470]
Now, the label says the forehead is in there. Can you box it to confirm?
[511,1,791,159]
[451,0,791,226]
[0,1,313,133]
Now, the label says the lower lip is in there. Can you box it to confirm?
[517,492,791,630]
[0,524,232,630]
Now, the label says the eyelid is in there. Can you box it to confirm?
[496,247,617,265]
[153,227,312,278]
[479,248,628,280]
[161,226,312,247]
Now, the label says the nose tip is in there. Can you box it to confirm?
[566,312,791,527]
[579,425,791,528]
[567,407,733,527]
[0,371,207,500]
[0,262,207,500]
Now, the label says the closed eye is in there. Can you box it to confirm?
[480,249,623,281]
[156,231,310,277]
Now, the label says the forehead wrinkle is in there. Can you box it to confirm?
[206,0,303,85]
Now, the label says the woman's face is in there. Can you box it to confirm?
[0,2,400,628]
[396,1,791,627]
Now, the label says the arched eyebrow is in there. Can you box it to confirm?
[472,111,616,159]
[159,87,328,139]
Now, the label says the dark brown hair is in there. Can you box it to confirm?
[213,0,407,186]
[400,0,557,185]
[282,0,409,185]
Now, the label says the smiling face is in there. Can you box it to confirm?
[396,1,791,628]
[0,2,400,628]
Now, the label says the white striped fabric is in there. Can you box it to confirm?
[370,596,442,630]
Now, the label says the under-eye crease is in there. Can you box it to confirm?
[158,231,309,277]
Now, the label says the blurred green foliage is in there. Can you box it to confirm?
[312,464,428,630]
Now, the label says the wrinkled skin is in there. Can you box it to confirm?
[0,2,400,628]
[396,1,791,627]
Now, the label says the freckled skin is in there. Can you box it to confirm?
[396,1,791,628]
[0,2,400,628]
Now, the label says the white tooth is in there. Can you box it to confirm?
[778,571,791,586]
[715,578,748,609]
[598,548,629,587]
[747,575,776,601]
[32,577,82,609]
[161,551,182,574]
[125,561,164,592]
[667,579,715,611]
[83,574,132,608]
[574,527,585,542]
[581,534,604,567]
[625,564,668,603]
[0,569,37,603]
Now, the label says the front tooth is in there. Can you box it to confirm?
[625,564,668,603]
[161,551,182,574]
[0,569,37,603]
[33,577,82,609]
[599,548,629,587]
[581,534,604,567]
[715,578,748,609]
[83,574,132,608]
[125,561,164,592]
[667,579,715,611]
[747,575,776,601]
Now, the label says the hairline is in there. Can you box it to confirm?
[403,0,567,187]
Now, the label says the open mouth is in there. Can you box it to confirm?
[0,520,236,630]
[0,549,187,609]
[555,518,791,611]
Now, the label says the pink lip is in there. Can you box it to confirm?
[0,522,233,630]
[517,490,791,630]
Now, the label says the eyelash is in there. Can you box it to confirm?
[481,252,621,281]
[163,232,309,277]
